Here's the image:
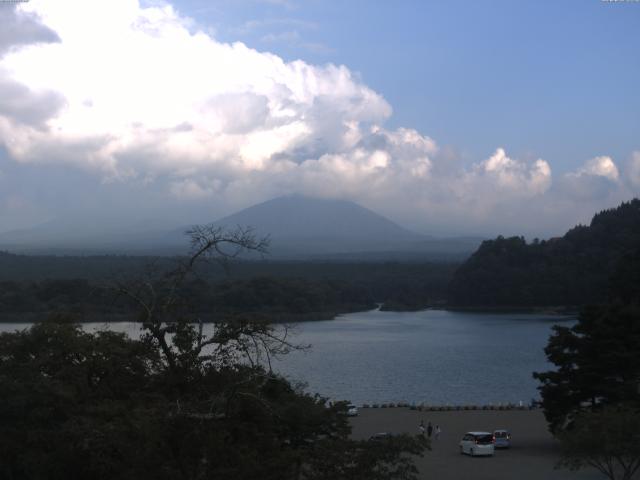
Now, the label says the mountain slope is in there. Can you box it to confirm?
[161,195,425,257]
[206,195,424,255]
[197,195,481,259]
[448,198,640,307]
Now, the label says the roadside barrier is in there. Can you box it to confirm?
[359,402,536,411]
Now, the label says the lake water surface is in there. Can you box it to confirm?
[0,309,573,406]
[272,309,573,406]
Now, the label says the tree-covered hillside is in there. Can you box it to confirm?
[448,199,640,307]
[0,261,457,322]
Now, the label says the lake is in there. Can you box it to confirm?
[0,308,573,406]
[271,308,573,406]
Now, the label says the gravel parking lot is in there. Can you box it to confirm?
[350,408,607,480]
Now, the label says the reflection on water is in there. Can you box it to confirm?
[0,309,574,405]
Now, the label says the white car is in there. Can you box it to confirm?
[459,431,495,456]
[347,404,358,416]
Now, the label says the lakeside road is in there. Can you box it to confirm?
[350,408,605,480]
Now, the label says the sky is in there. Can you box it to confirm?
[0,0,639,238]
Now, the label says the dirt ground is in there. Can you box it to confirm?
[349,407,607,480]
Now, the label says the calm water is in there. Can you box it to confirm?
[0,309,573,406]
[272,309,573,406]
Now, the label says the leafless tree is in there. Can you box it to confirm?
[115,224,303,373]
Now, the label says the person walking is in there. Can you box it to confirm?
[427,421,433,438]
[435,425,441,440]
[418,419,426,436]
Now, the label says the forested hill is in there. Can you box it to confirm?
[448,199,640,307]
[0,253,457,321]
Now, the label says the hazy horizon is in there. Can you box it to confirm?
[0,192,631,244]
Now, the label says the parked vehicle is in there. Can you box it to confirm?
[369,432,391,441]
[459,432,495,456]
[347,404,359,416]
[493,429,511,448]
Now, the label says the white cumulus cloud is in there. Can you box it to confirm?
[572,156,620,181]
[478,148,551,195]
[1,0,391,181]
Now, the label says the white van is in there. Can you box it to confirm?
[459,431,495,456]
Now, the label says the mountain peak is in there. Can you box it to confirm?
[214,196,420,244]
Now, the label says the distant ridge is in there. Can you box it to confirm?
[188,195,480,259]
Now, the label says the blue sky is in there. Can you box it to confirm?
[174,0,640,172]
[0,0,639,237]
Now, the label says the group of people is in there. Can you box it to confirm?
[419,420,441,440]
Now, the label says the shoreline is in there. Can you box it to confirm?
[357,403,537,411]
[443,305,579,315]
[383,304,579,315]
[0,305,579,324]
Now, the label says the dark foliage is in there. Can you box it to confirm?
[557,406,640,480]
[533,303,640,432]
[0,276,376,323]
[0,262,457,322]
[533,243,640,433]
[0,321,427,480]
[449,199,640,307]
